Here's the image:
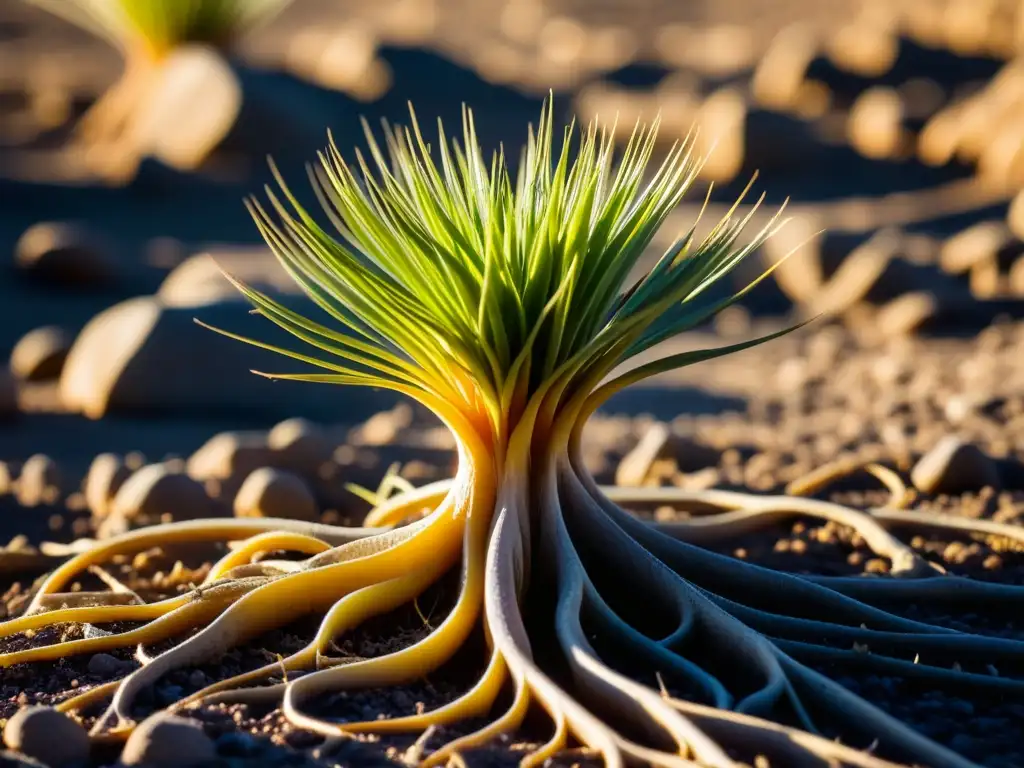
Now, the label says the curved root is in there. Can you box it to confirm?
[6,434,1022,768]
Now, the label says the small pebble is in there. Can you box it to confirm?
[864,558,889,574]
[14,222,114,287]
[847,86,904,159]
[2,706,90,767]
[268,417,333,472]
[87,652,124,677]
[108,463,218,530]
[120,713,215,767]
[15,454,61,507]
[125,451,146,470]
[9,326,73,382]
[233,467,318,522]
[186,431,274,487]
[83,453,132,519]
[354,404,413,445]
[982,554,1003,570]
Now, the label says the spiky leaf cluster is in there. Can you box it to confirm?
[215,101,791,441]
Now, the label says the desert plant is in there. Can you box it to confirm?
[28,0,290,178]
[2,102,1023,767]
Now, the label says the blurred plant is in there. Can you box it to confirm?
[27,0,292,179]
[30,0,290,60]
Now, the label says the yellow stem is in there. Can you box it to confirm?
[282,436,497,734]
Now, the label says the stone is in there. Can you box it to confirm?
[268,417,333,472]
[826,21,899,78]
[87,652,125,677]
[969,257,1001,298]
[847,87,905,159]
[186,431,275,500]
[108,463,218,529]
[9,326,73,382]
[350,404,414,446]
[2,706,90,767]
[15,454,61,507]
[910,436,1002,494]
[59,296,161,419]
[157,247,299,307]
[83,453,133,518]
[233,468,319,522]
[14,222,115,287]
[132,45,242,172]
[119,713,216,767]
[59,296,398,420]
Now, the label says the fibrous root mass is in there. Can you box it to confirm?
[1,406,1022,768]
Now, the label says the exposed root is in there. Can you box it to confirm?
[5,436,1022,768]
[25,516,383,615]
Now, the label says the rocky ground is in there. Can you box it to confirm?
[2,324,1024,768]
[2,0,1024,766]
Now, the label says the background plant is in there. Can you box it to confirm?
[29,0,290,61]
[26,0,292,178]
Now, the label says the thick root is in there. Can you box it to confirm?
[281,497,490,737]
[25,516,380,615]
[9,441,1023,768]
